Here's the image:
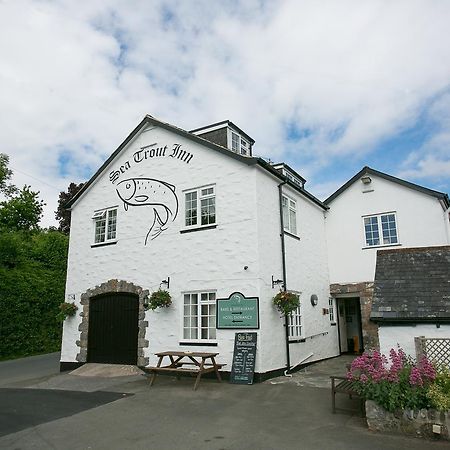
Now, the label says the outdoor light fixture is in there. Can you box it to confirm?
[271,275,284,289]
[361,175,372,184]
[160,277,170,289]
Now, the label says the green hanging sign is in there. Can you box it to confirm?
[216,292,259,329]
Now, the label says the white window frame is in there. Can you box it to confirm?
[287,295,302,340]
[92,207,117,244]
[282,194,297,236]
[229,129,250,156]
[329,297,335,323]
[183,184,216,229]
[182,291,217,343]
[362,212,399,248]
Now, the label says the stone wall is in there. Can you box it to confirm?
[76,279,149,367]
[366,400,450,441]
[330,282,379,350]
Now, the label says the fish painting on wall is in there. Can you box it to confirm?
[116,178,179,245]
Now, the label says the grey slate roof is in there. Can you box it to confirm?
[371,246,450,323]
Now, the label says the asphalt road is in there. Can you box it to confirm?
[0,352,61,387]
[0,353,448,450]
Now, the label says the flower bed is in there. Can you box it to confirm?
[348,348,450,440]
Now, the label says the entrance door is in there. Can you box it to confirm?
[88,293,139,364]
[337,298,363,354]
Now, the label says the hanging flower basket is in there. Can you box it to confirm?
[145,289,172,310]
[57,302,78,321]
[273,291,300,315]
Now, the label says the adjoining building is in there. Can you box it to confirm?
[325,167,450,355]
[60,115,450,377]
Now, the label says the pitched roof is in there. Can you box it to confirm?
[66,115,327,210]
[371,246,450,323]
[324,166,450,208]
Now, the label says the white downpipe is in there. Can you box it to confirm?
[284,352,314,377]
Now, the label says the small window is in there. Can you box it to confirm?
[231,132,239,153]
[93,208,117,244]
[282,195,297,235]
[240,139,248,155]
[184,185,216,228]
[183,291,216,341]
[329,298,335,323]
[288,303,302,339]
[363,213,398,247]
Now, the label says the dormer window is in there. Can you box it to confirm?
[190,121,254,157]
[231,132,249,155]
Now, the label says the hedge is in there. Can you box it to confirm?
[0,230,68,360]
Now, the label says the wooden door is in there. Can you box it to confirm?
[87,293,139,364]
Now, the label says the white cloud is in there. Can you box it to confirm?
[0,0,449,225]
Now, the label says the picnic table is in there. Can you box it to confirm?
[147,351,225,390]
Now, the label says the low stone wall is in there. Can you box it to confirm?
[366,400,450,441]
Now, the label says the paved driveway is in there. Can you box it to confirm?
[0,354,448,450]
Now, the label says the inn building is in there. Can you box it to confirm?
[60,115,450,377]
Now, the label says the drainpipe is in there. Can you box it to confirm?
[278,181,290,373]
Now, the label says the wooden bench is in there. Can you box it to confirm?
[330,376,365,416]
[148,351,225,390]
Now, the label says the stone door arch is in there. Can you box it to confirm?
[76,279,149,367]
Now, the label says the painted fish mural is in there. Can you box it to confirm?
[116,178,179,245]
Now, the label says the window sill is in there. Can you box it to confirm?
[180,224,217,234]
[91,241,118,248]
[362,243,402,250]
[284,231,300,241]
[179,341,218,347]
[288,338,306,344]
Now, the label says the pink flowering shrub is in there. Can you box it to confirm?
[347,348,436,412]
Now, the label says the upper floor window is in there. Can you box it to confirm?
[93,208,117,244]
[363,212,398,247]
[282,195,297,235]
[184,185,216,228]
[183,291,216,341]
[231,132,249,155]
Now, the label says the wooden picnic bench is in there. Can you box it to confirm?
[148,351,225,390]
[330,376,365,416]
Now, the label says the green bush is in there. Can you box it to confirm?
[428,368,450,411]
[0,230,68,360]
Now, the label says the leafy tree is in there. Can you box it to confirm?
[0,185,45,231]
[0,154,45,232]
[55,182,84,234]
[0,153,18,197]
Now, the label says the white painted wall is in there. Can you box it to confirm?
[379,324,450,358]
[61,123,337,374]
[62,124,262,370]
[326,174,450,284]
[254,169,339,371]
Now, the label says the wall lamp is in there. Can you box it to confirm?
[160,277,170,289]
[361,175,372,185]
[272,275,284,289]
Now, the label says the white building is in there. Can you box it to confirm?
[61,116,450,375]
[325,167,450,356]
[61,115,339,378]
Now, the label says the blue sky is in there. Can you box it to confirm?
[1,0,449,225]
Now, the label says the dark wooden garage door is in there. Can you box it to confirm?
[87,293,139,365]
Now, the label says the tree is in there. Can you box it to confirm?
[55,182,84,234]
[0,154,45,232]
[0,153,18,197]
[0,185,45,231]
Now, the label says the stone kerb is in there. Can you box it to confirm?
[366,400,450,441]
[76,279,149,367]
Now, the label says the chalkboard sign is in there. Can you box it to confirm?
[230,332,257,385]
